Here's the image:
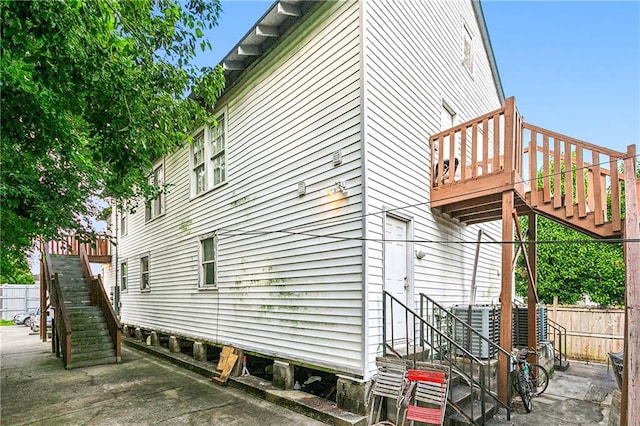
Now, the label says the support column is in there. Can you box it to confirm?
[527,213,538,363]
[498,190,514,404]
[622,145,639,426]
[272,360,295,390]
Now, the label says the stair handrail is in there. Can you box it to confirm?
[383,291,513,424]
[42,243,72,367]
[79,246,122,360]
[547,317,567,367]
[419,293,514,375]
[522,121,626,233]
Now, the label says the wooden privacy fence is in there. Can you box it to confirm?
[546,305,624,363]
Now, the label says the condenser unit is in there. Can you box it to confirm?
[451,305,500,358]
[512,306,548,347]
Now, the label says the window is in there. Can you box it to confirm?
[191,111,226,196]
[121,262,128,291]
[145,162,165,221]
[200,235,217,288]
[211,115,226,186]
[462,23,474,74]
[120,204,127,236]
[140,256,150,290]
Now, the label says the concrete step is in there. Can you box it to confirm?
[71,328,112,339]
[69,318,109,332]
[450,383,476,408]
[449,399,498,425]
[63,300,92,307]
[66,356,119,369]
[67,306,103,318]
[72,341,115,354]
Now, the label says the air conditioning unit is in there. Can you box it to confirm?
[512,306,547,348]
[451,305,500,358]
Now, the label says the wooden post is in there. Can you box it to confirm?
[503,97,516,173]
[622,145,639,426]
[498,190,514,404]
[527,213,538,364]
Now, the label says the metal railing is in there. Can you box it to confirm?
[547,318,567,367]
[383,291,512,425]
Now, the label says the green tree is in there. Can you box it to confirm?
[0,253,35,284]
[1,1,225,262]
[516,215,625,306]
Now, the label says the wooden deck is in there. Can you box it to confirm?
[45,235,112,263]
[429,97,630,238]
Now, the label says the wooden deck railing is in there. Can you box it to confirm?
[46,234,111,262]
[522,124,626,232]
[430,98,522,187]
[429,96,628,234]
[79,246,121,360]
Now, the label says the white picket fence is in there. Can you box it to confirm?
[0,284,39,320]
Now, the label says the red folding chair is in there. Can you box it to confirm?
[403,369,448,426]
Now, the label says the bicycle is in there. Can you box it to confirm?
[514,349,550,413]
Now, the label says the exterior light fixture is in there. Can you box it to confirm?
[415,250,427,259]
[329,181,348,196]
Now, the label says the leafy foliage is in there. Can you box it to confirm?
[1,0,225,261]
[1,252,35,284]
[516,216,625,307]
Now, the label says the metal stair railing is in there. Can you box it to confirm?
[419,294,513,408]
[383,291,513,425]
[547,318,567,367]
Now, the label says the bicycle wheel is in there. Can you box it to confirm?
[516,371,533,412]
[529,364,549,396]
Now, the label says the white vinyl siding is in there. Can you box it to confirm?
[362,0,504,378]
[112,1,364,375]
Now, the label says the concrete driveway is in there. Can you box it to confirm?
[0,325,324,425]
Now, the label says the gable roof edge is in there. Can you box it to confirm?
[472,0,505,105]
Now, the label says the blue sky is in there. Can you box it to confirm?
[202,1,639,155]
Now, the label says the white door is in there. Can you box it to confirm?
[385,216,409,343]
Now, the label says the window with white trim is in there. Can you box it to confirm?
[140,256,150,290]
[120,203,127,236]
[192,130,206,195]
[199,235,217,288]
[190,111,226,196]
[210,115,226,186]
[462,23,474,75]
[145,162,165,221]
[121,262,128,291]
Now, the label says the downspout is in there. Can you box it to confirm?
[359,0,370,381]
[114,201,119,317]
[470,229,483,305]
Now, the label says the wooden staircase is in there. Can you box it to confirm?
[41,239,121,369]
[50,255,119,368]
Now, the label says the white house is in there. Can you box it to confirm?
[104,0,507,412]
